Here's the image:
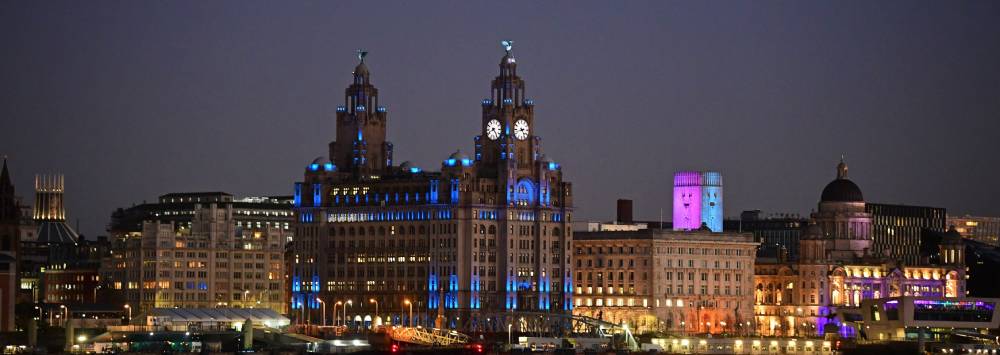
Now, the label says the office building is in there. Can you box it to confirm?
[289,45,573,331]
[725,211,806,260]
[866,203,946,265]
[948,215,1000,247]
[100,203,286,315]
[109,192,294,235]
[573,228,757,334]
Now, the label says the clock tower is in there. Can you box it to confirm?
[477,41,539,178]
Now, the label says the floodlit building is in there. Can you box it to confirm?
[948,215,1000,247]
[753,159,966,338]
[101,203,286,315]
[572,202,757,334]
[673,171,723,232]
[290,45,573,331]
[855,297,999,342]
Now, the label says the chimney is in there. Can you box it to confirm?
[616,199,633,224]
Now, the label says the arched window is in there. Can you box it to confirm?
[488,225,496,235]
[378,227,386,236]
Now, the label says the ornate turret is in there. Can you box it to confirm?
[329,50,393,177]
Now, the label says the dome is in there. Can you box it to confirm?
[942,225,963,245]
[448,150,470,161]
[308,157,333,172]
[400,161,421,173]
[820,158,864,202]
[445,150,472,167]
[821,179,864,202]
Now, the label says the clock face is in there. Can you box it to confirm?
[486,119,502,140]
[514,119,529,140]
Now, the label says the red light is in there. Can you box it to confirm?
[391,344,399,353]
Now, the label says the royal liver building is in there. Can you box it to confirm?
[290,43,574,331]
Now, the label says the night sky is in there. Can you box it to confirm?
[2,1,999,237]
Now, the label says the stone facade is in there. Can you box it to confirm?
[289,46,573,331]
[752,160,965,338]
[102,204,286,315]
[572,229,757,334]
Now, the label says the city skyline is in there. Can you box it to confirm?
[3,1,1000,236]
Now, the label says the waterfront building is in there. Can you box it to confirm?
[854,296,999,342]
[752,159,966,338]
[572,227,758,334]
[673,171,723,232]
[100,203,286,315]
[289,45,573,331]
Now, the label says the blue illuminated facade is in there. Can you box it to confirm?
[290,45,573,330]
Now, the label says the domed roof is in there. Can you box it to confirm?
[942,225,963,245]
[820,158,864,202]
[399,161,413,169]
[311,156,330,165]
[448,150,469,161]
[821,179,864,202]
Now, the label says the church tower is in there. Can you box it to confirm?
[328,51,393,177]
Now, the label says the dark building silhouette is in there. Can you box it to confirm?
[0,158,19,331]
[725,210,806,260]
[865,203,946,265]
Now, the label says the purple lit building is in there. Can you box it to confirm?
[672,171,723,232]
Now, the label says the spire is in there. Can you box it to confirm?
[0,156,16,222]
[836,156,848,179]
[0,155,10,188]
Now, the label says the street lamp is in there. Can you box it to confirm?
[369,299,379,327]
[124,304,131,325]
[404,300,413,327]
[343,300,352,328]
[334,301,342,326]
[316,298,326,326]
